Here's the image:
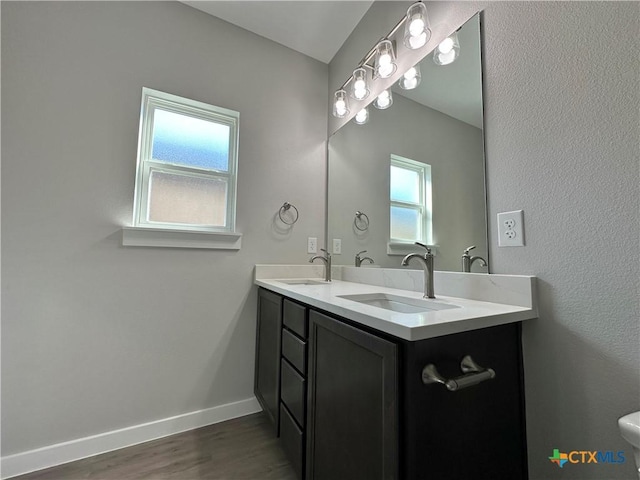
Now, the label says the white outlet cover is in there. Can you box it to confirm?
[332,238,342,255]
[497,210,525,247]
[307,237,318,254]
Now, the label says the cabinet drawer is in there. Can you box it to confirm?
[281,359,306,427]
[282,328,306,375]
[283,299,307,340]
[280,403,304,480]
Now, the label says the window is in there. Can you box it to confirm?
[389,154,432,244]
[133,88,239,233]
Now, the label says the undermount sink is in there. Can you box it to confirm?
[277,279,328,286]
[338,293,460,314]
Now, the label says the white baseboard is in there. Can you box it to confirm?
[1,397,262,479]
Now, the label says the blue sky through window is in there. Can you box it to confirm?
[390,165,419,203]
[151,109,230,171]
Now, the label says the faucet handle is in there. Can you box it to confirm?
[356,250,367,257]
[320,248,331,258]
[463,245,477,255]
[414,242,432,255]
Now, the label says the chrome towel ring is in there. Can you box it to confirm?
[354,211,369,231]
[279,202,299,225]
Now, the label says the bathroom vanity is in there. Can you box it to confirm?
[254,265,537,480]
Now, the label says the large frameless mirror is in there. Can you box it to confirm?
[327,13,488,272]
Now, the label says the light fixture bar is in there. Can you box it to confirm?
[337,1,419,91]
[332,1,428,119]
[337,3,421,91]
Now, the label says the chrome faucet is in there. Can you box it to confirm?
[401,242,435,299]
[355,250,374,267]
[309,248,332,282]
[461,245,487,272]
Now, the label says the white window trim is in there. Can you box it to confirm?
[122,226,241,250]
[387,242,437,256]
[389,154,433,246]
[122,88,241,249]
[132,87,239,234]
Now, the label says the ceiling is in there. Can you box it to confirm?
[181,1,374,64]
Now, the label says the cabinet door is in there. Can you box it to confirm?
[401,323,527,480]
[254,288,283,433]
[306,310,398,480]
[280,403,304,480]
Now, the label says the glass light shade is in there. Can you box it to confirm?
[433,32,460,65]
[332,89,350,118]
[398,64,421,90]
[354,108,369,125]
[374,40,397,79]
[404,2,431,50]
[351,67,370,100]
[373,89,393,110]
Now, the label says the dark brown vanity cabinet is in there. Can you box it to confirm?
[279,299,309,479]
[401,323,528,480]
[255,287,528,480]
[254,288,282,432]
[306,310,398,480]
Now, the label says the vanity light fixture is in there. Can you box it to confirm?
[398,64,421,90]
[433,31,460,65]
[333,89,350,118]
[373,89,393,110]
[374,39,397,79]
[331,2,429,119]
[404,2,431,50]
[351,67,370,100]
[354,107,369,125]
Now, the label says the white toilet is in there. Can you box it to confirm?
[619,411,640,479]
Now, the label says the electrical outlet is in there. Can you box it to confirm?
[332,238,342,255]
[307,237,318,254]
[504,219,516,229]
[497,210,525,247]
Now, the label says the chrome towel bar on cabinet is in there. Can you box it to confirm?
[422,355,496,391]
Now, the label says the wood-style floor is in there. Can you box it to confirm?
[12,413,297,480]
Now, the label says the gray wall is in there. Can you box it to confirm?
[328,94,486,270]
[482,2,639,479]
[1,1,327,455]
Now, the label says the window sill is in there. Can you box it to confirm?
[387,242,438,256]
[122,227,242,250]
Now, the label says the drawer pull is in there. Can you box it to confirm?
[422,355,495,391]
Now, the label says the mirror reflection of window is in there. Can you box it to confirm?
[389,154,432,244]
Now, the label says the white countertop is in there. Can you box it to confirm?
[254,267,537,341]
